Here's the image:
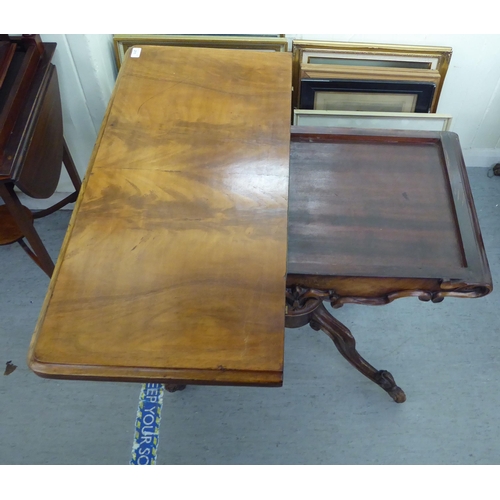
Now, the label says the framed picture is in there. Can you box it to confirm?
[293,110,452,131]
[300,63,442,111]
[300,51,440,69]
[299,79,436,113]
[300,63,441,83]
[292,40,452,112]
[113,35,288,69]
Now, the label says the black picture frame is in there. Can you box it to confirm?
[299,79,436,113]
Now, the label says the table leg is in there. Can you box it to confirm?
[0,182,55,277]
[32,139,82,220]
[285,286,406,403]
[62,138,82,191]
[310,302,406,403]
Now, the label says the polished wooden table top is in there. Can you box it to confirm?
[287,127,492,305]
[28,47,492,396]
[28,46,292,386]
[283,127,491,403]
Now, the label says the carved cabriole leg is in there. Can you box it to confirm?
[310,302,406,403]
[285,285,406,403]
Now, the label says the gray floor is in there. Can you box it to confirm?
[1,168,499,465]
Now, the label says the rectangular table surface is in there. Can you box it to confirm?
[287,127,491,293]
[28,46,292,386]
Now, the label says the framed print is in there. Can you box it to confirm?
[113,35,288,69]
[300,64,442,111]
[293,110,452,131]
[300,63,441,83]
[292,40,452,112]
[314,92,417,112]
[299,79,436,113]
[301,51,439,69]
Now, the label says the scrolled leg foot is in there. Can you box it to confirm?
[311,303,406,403]
[285,287,407,403]
[374,370,406,403]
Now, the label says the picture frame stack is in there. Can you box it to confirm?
[292,40,453,131]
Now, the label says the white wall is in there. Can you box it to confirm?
[40,34,500,202]
[39,34,116,194]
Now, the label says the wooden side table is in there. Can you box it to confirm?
[285,127,492,402]
[0,36,82,277]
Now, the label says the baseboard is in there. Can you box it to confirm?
[462,148,500,169]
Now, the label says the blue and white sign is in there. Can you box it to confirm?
[130,383,164,465]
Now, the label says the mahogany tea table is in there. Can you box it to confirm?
[1,36,82,277]
[27,46,492,403]
[285,127,492,402]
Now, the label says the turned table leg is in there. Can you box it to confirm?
[285,286,406,403]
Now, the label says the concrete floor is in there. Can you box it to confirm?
[1,168,499,465]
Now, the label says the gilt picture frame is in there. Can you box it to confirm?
[113,35,288,69]
[292,40,452,113]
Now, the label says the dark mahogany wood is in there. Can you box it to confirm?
[0,37,82,277]
[1,43,57,179]
[0,204,32,245]
[287,127,492,298]
[286,127,492,402]
[0,36,44,151]
[0,182,55,275]
[0,41,16,88]
[20,35,45,55]
[15,66,63,198]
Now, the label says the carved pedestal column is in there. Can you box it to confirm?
[285,285,406,403]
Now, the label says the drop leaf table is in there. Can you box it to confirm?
[28,46,492,403]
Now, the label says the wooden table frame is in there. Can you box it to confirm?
[282,127,491,402]
[27,47,492,404]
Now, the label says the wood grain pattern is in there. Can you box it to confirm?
[287,127,492,299]
[283,126,490,404]
[29,46,292,386]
